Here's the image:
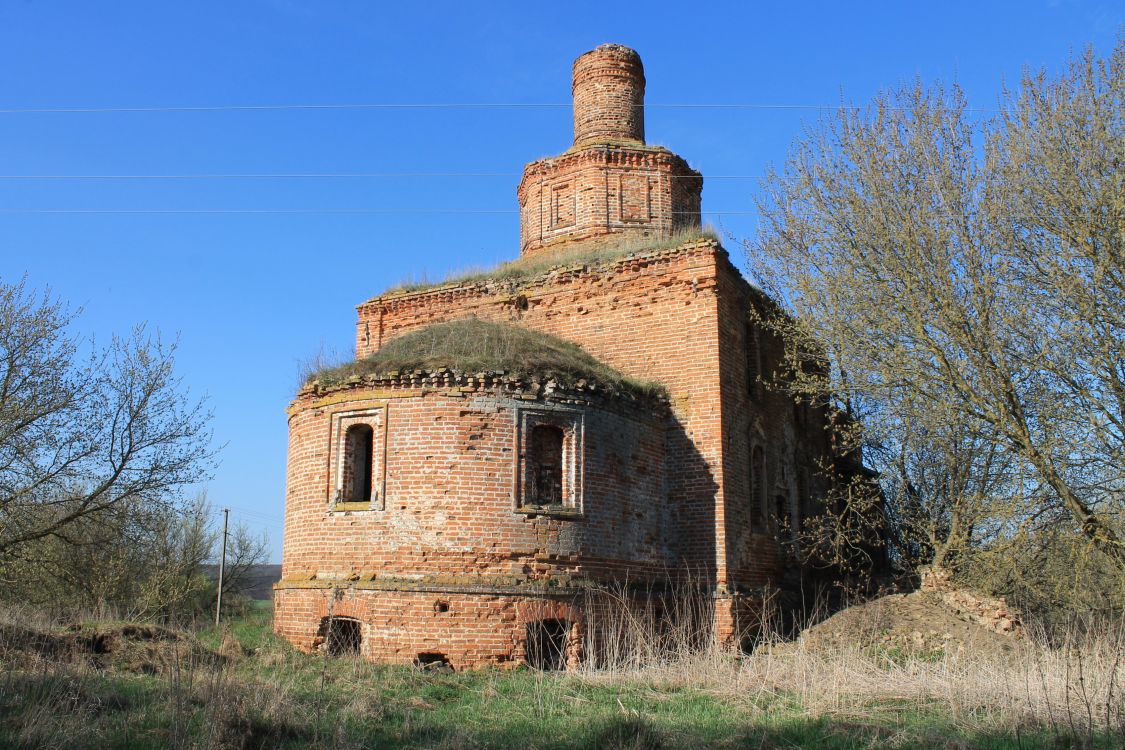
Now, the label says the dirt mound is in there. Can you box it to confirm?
[1,621,225,674]
[795,587,1024,658]
[0,622,72,659]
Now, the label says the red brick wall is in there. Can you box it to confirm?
[715,276,836,588]
[281,241,845,659]
[352,242,839,592]
[572,44,645,146]
[355,241,728,578]
[280,385,668,584]
[517,146,701,257]
[273,587,583,669]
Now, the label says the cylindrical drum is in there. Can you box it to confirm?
[572,44,645,146]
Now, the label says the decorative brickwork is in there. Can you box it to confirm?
[517,45,702,257]
[278,377,669,668]
[277,44,853,668]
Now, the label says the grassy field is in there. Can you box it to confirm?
[1,603,1122,749]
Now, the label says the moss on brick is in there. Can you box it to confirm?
[306,318,662,398]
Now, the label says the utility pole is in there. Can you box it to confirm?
[215,507,229,627]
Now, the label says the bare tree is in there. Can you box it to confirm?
[0,278,215,560]
[750,39,1124,573]
[215,515,271,607]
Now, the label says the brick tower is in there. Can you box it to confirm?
[517,44,702,257]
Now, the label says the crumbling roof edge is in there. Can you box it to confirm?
[359,236,724,308]
[293,366,669,413]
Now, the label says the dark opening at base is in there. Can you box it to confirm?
[414,651,452,670]
[319,616,362,657]
[526,619,570,670]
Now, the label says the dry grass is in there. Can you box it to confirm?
[2,598,1124,748]
[385,227,720,296]
[305,317,663,399]
[574,588,1125,746]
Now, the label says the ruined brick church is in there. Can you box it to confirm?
[275,44,849,668]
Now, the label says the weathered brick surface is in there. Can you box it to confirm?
[281,382,668,585]
[518,146,701,258]
[715,265,836,586]
[572,44,645,146]
[273,587,584,669]
[277,43,849,666]
[517,44,702,258]
[354,242,731,580]
[348,240,838,594]
[278,378,668,667]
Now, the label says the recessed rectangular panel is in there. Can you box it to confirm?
[550,183,575,228]
[618,174,653,222]
[327,407,387,511]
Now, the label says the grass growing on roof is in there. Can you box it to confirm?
[386,227,720,295]
[306,318,662,398]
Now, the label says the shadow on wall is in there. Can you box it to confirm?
[663,410,718,583]
[303,407,722,671]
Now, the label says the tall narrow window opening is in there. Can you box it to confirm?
[529,424,564,506]
[516,409,583,514]
[797,469,810,521]
[750,445,765,531]
[344,424,374,503]
[746,323,761,396]
[774,494,790,533]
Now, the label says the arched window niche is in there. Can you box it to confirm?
[516,409,583,516]
[329,408,386,511]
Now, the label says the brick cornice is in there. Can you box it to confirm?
[516,143,700,201]
[358,238,725,311]
[290,370,668,418]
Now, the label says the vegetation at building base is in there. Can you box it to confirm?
[304,317,663,400]
[749,36,1125,632]
[2,602,1124,750]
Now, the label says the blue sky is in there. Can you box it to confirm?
[1,1,1120,560]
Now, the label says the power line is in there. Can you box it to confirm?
[0,208,757,215]
[0,172,515,180]
[231,511,283,524]
[211,505,283,524]
[0,208,515,215]
[0,102,999,115]
[0,103,577,114]
[0,173,770,180]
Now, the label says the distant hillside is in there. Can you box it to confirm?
[203,564,282,601]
